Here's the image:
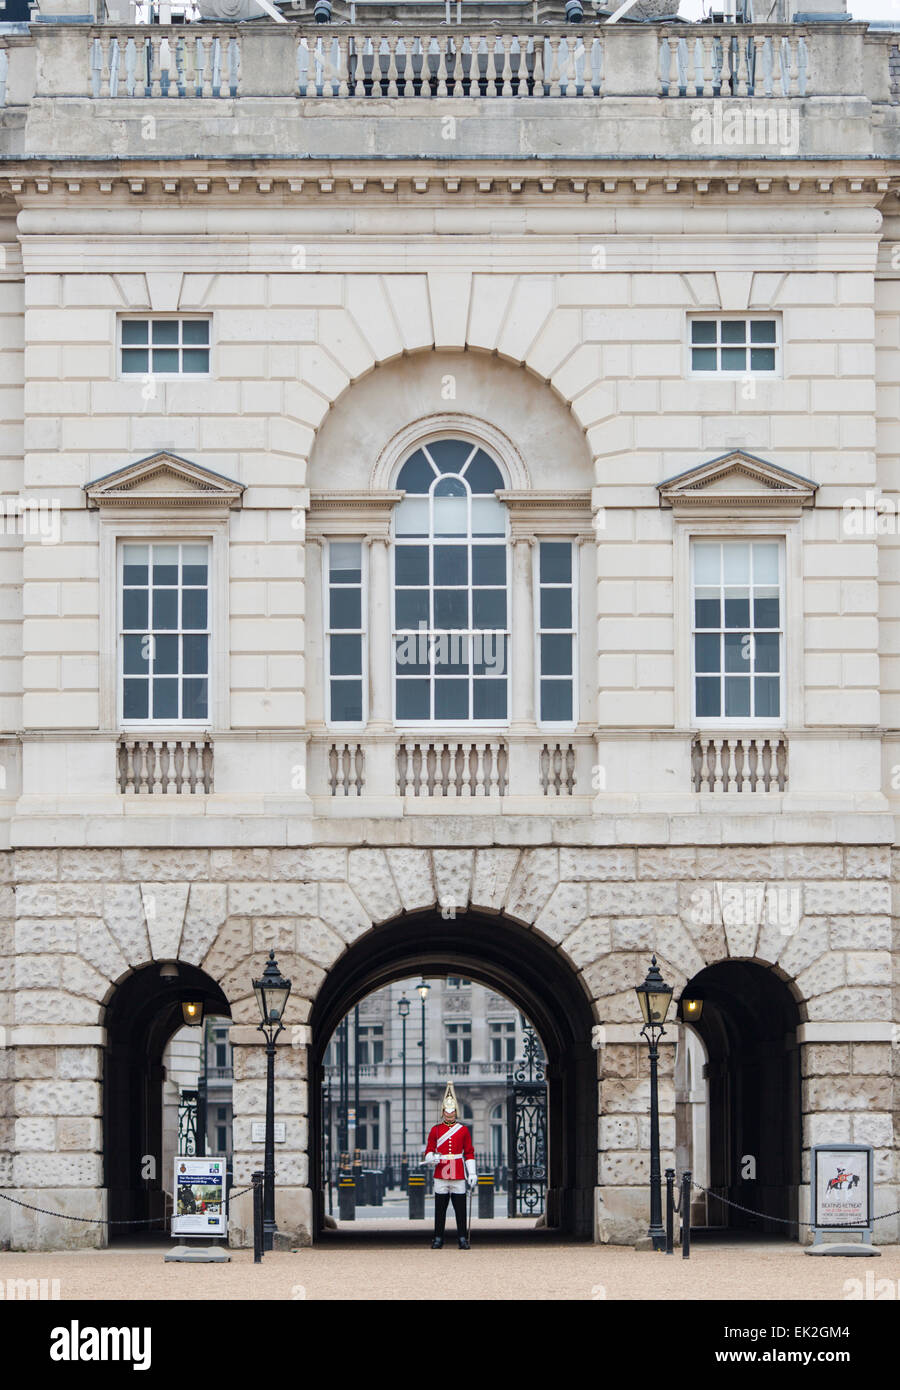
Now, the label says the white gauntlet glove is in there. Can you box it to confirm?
[465,1159,477,1191]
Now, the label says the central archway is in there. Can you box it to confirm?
[309,909,598,1239]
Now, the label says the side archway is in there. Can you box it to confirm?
[309,908,598,1239]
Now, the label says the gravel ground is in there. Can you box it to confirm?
[3,1231,898,1301]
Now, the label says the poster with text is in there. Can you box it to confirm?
[814,1148,869,1229]
[172,1157,227,1238]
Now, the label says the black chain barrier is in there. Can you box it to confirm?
[691,1180,900,1229]
[0,1184,255,1227]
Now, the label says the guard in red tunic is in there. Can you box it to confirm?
[423,1081,476,1249]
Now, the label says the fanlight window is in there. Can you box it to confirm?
[393,439,509,724]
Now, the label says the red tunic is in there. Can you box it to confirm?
[424,1121,474,1183]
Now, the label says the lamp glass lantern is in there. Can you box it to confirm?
[181,1000,203,1026]
[416,980,430,1004]
[634,955,673,1028]
[681,996,704,1023]
[398,995,410,1019]
[253,949,292,1029]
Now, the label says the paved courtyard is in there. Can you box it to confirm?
[2,1232,898,1302]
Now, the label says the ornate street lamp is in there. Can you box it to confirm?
[398,994,410,1174]
[181,1000,203,1026]
[252,949,292,1251]
[635,955,673,1252]
[417,980,430,1143]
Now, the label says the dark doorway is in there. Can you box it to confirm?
[309,910,597,1239]
[679,961,802,1237]
[103,962,230,1239]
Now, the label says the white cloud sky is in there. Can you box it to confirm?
[675,0,900,17]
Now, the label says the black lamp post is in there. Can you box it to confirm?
[417,980,430,1143]
[252,949,292,1252]
[635,955,673,1253]
[398,994,410,1168]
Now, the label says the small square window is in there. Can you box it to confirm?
[119,319,211,377]
[688,318,779,376]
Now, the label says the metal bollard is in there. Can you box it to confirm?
[400,1156,409,1191]
[665,1169,674,1255]
[681,1170,691,1259]
[478,1173,495,1219]
[252,1169,264,1264]
[338,1173,356,1221]
[408,1172,425,1219]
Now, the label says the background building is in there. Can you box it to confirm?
[0,0,897,1250]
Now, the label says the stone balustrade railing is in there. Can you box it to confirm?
[6,22,899,108]
[691,732,788,794]
[117,734,214,793]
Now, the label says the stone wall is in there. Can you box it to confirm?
[0,834,896,1249]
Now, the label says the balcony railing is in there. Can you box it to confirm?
[6,23,897,110]
[117,734,213,794]
[691,732,788,793]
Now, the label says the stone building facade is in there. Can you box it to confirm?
[0,0,898,1248]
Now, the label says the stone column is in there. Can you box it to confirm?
[363,535,396,801]
[507,536,535,798]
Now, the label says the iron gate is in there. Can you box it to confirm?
[506,1025,547,1217]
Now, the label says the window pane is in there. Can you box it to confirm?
[691,321,716,344]
[753,543,780,585]
[395,634,429,676]
[723,544,750,584]
[471,497,506,536]
[724,677,751,718]
[182,678,208,720]
[152,320,179,345]
[463,450,504,494]
[434,545,467,586]
[331,588,362,630]
[396,679,430,720]
[182,320,210,345]
[427,440,471,474]
[694,633,720,674]
[181,589,208,630]
[472,546,506,586]
[749,348,775,371]
[753,591,780,628]
[540,588,571,629]
[330,541,361,584]
[723,592,750,629]
[754,633,780,673]
[474,680,507,721]
[694,591,720,629]
[182,634,208,675]
[152,545,179,582]
[724,631,749,672]
[721,347,746,372]
[695,676,720,718]
[331,634,362,676]
[693,543,720,585]
[754,677,780,717]
[540,542,572,584]
[182,349,210,374]
[434,679,468,721]
[691,348,717,372]
[721,321,746,344]
[394,589,428,629]
[154,634,178,674]
[434,634,469,676]
[122,348,149,373]
[473,589,506,630]
[123,590,148,629]
[395,546,428,586]
[122,544,149,578]
[434,589,467,629]
[122,320,148,345]
[123,634,148,675]
[541,633,573,676]
[331,679,363,723]
[474,633,507,676]
[123,678,149,720]
[152,678,178,720]
[394,498,429,536]
[182,544,208,578]
[152,348,179,374]
[750,320,776,344]
[433,494,467,537]
[540,679,572,723]
[396,451,436,495]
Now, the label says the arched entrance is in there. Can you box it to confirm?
[678,961,802,1237]
[309,909,597,1239]
[103,962,230,1237]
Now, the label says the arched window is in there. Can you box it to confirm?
[393,438,508,725]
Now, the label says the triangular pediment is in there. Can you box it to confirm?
[84,453,244,510]
[658,451,817,511]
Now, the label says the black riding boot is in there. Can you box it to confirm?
[432,1193,450,1248]
[451,1192,469,1248]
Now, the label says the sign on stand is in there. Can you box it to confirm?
[172,1157,227,1239]
[810,1144,874,1246]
